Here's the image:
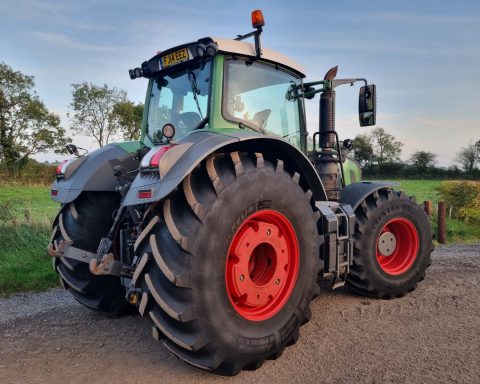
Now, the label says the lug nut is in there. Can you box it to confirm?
[266,228,271,236]
[275,278,280,285]
[239,274,244,282]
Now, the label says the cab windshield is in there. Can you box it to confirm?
[147,60,211,143]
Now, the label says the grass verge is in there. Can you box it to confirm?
[0,223,59,297]
[373,179,480,243]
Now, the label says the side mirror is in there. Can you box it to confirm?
[66,144,79,156]
[359,84,376,127]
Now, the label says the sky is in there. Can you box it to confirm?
[1,0,479,166]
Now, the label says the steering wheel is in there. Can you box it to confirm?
[173,112,202,135]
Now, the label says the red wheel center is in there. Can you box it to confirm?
[226,210,299,321]
[248,243,277,286]
[376,217,419,275]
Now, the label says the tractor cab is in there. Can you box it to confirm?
[129,13,307,151]
[129,10,375,196]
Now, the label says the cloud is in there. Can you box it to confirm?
[29,31,119,53]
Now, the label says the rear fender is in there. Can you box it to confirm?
[51,145,140,204]
[123,130,327,206]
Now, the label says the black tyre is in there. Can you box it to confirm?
[133,152,320,375]
[347,189,432,299]
[50,192,133,316]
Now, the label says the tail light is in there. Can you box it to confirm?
[141,145,174,172]
[56,159,76,177]
[55,160,69,175]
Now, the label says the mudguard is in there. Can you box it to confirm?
[51,145,140,204]
[123,130,327,206]
[340,181,397,210]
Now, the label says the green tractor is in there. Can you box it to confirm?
[48,10,432,375]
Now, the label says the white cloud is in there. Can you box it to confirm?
[29,31,119,53]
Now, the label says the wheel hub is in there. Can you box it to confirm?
[226,210,299,321]
[376,217,419,275]
[377,231,397,256]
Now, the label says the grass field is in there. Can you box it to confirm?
[0,186,60,296]
[0,223,59,296]
[389,179,442,203]
[0,186,58,222]
[0,181,478,296]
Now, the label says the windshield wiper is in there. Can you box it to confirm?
[188,70,204,120]
[282,130,300,139]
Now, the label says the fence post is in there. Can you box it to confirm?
[423,200,432,216]
[438,202,446,244]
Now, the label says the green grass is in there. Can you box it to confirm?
[434,218,480,243]
[0,185,58,222]
[390,179,443,204]
[0,223,59,296]
[0,186,60,297]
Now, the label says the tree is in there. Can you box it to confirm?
[352,133,374,167]
[456,143,478,172]
[409,150,437,174]
[370,127,403,166]
[69,83,126,147]
[110,101,144,141]
[0,62,69,171]
[352,127,403,168]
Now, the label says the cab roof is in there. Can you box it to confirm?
[138,36,306,79]
[209,36,306,77]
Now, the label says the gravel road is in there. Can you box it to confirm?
[1,243,479,384]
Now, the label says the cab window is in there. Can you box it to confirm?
[223,58,302,148]
[147,60,211,143]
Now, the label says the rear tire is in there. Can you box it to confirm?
[133,152,320,375]
[347,189,432,299]
[50,192,133,316]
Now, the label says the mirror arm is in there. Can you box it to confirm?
[287,82,326,101]
[302,87,325,99]
[331,78,368,89]
[303,80,327,88]
[289,77,369,100]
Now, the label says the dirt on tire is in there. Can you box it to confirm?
[1,243,479,384]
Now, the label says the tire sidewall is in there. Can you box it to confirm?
[354,197,431,293]
[190,165,318,356]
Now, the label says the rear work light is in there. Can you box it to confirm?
[141,145,174,172]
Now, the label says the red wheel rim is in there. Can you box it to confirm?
[376,217,419,275]
[225,210,299,321]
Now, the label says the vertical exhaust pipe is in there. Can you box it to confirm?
[316,67,340,200]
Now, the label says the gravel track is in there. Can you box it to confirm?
[1,243,479,384]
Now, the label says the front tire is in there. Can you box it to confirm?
[133,152,320,375]
[347,189,432,299]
